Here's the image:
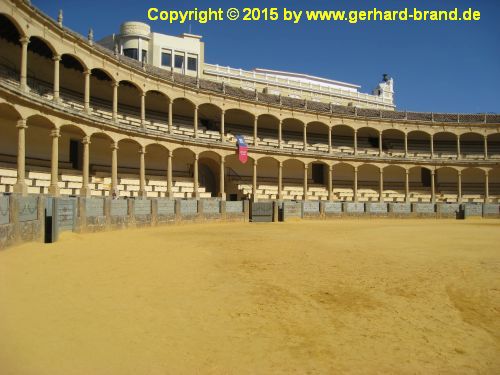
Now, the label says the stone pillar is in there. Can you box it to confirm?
[328,165,333,201]
[303,123,307,151]
[83,69,90,113]
[404,133,408,157]
[193,105,198,138]
[379,131,383,157]
[138,147,146,197]
[49,129,60,196]
[328,126,332,153]
[219,156,226,200]
[354,130,358,155]
[484,135,488,160]
[111,142,119,196]
[167,152,173,198]
[13,119,28,195]
[252,159,258,202]
[485,170,489,203]
[353,166,358,202]
[112,82,119,122]
[278,119,283,149]
[405,169,410,202]
[456,135,461,160]
[430,134,434,158]
[140,93,146,128]
[168,98,173,134]
[80,136,91,197]
[431,170,436,203]
[303,164,308,201]
[19,36,29,91]
[253,116,258,146]
[278,161,283,200]
[53,54,61,102]
[193,154,199,198]
[220,110,225,142]
[379,168,384,202]
[457,170,462,203]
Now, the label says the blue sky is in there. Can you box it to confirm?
[33,0,500,113]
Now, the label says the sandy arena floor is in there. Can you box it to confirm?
[0,219,499,374]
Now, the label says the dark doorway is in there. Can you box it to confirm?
[198,163,217,197]
[69,139,82,170]
[421,168,431,187]
[312,163,324,184]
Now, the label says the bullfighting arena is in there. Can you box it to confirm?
[1,219,499,374]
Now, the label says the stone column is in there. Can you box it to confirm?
[220,110,225,142]
[52,54,61,102]
[484,135,488,160]
[353,166,358,202]
[111,142,119,196]
[303,164,308,201]
[83,69,90,113]
[19,36,29,91]
[484,170,490,203]
[404,133,408,157]
[112,82,119,122]
[379,131,383,157]
[303,123,307,151]
[354,130,358,155]
[405,169,410,202]
[49,129,60,196]
[193,105,198,138]
[328,165,333,201]
[13,119,28,195]
[278,119,283,149]
[140,93,146,128]
[80,136,91,197]
[252,159,258,202]
[219,156,226,200]
[430,134,434,159]
[328,127,332,153]
[430,170,436,203]
[139,147,146,197]
[457,170,462,203]
[167,152,173,198]
[379,168,384,202]
[456,135,461,160]
[193,154,199,198]
[253,116,258,146]
[278,161,283,200]
[168,98,173,134]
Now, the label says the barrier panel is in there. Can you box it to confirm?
[134,199,152,216]
[323,202,342,216]
[54,197,77,234]
[436,203,460,218]
[251,202,273,222]
[344,202,365,215]
[281,201,302,221]
[226,201,243,213]
[201,199,220,219]
[18,196,38,222]
[483,203,500,218]
[86,198,104,217]
[82,197,106,232]
[412,203,435,216]
[0,195,9,225]
[388,203,411,216]
[366,202,388,215]
[461,203,482,218]
[180,200,198,217]
[302,201,320,219]
[156,199,175,223]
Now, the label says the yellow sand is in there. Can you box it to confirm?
[1,219,499,374]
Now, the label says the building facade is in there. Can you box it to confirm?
[0,0,499,205]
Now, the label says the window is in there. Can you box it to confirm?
[174,55,184,69]
[123,48,138,60]
[161,52,171,67]
[187,57,197,71]
[141,49,148,63]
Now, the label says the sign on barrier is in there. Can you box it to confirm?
[111,200,128,217]
[366,202,388,213]
[436,203,460,215]
[324,202,342,214]
[202,200,220,214]
[483,204,500,216]
[303,201,320,213]
[180,200,198,216]
[85,198,104,217]
[462,203,482,217]
[18,196,38,222]
[344,202,364,213]
[225,201,243,213]
[282,201,301,219]
[134,199,152,215]
[412,203,435,214]
[0,196,9,225]
[157,199,175,216]
[251,202,273,222]
[388,203,411,214]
